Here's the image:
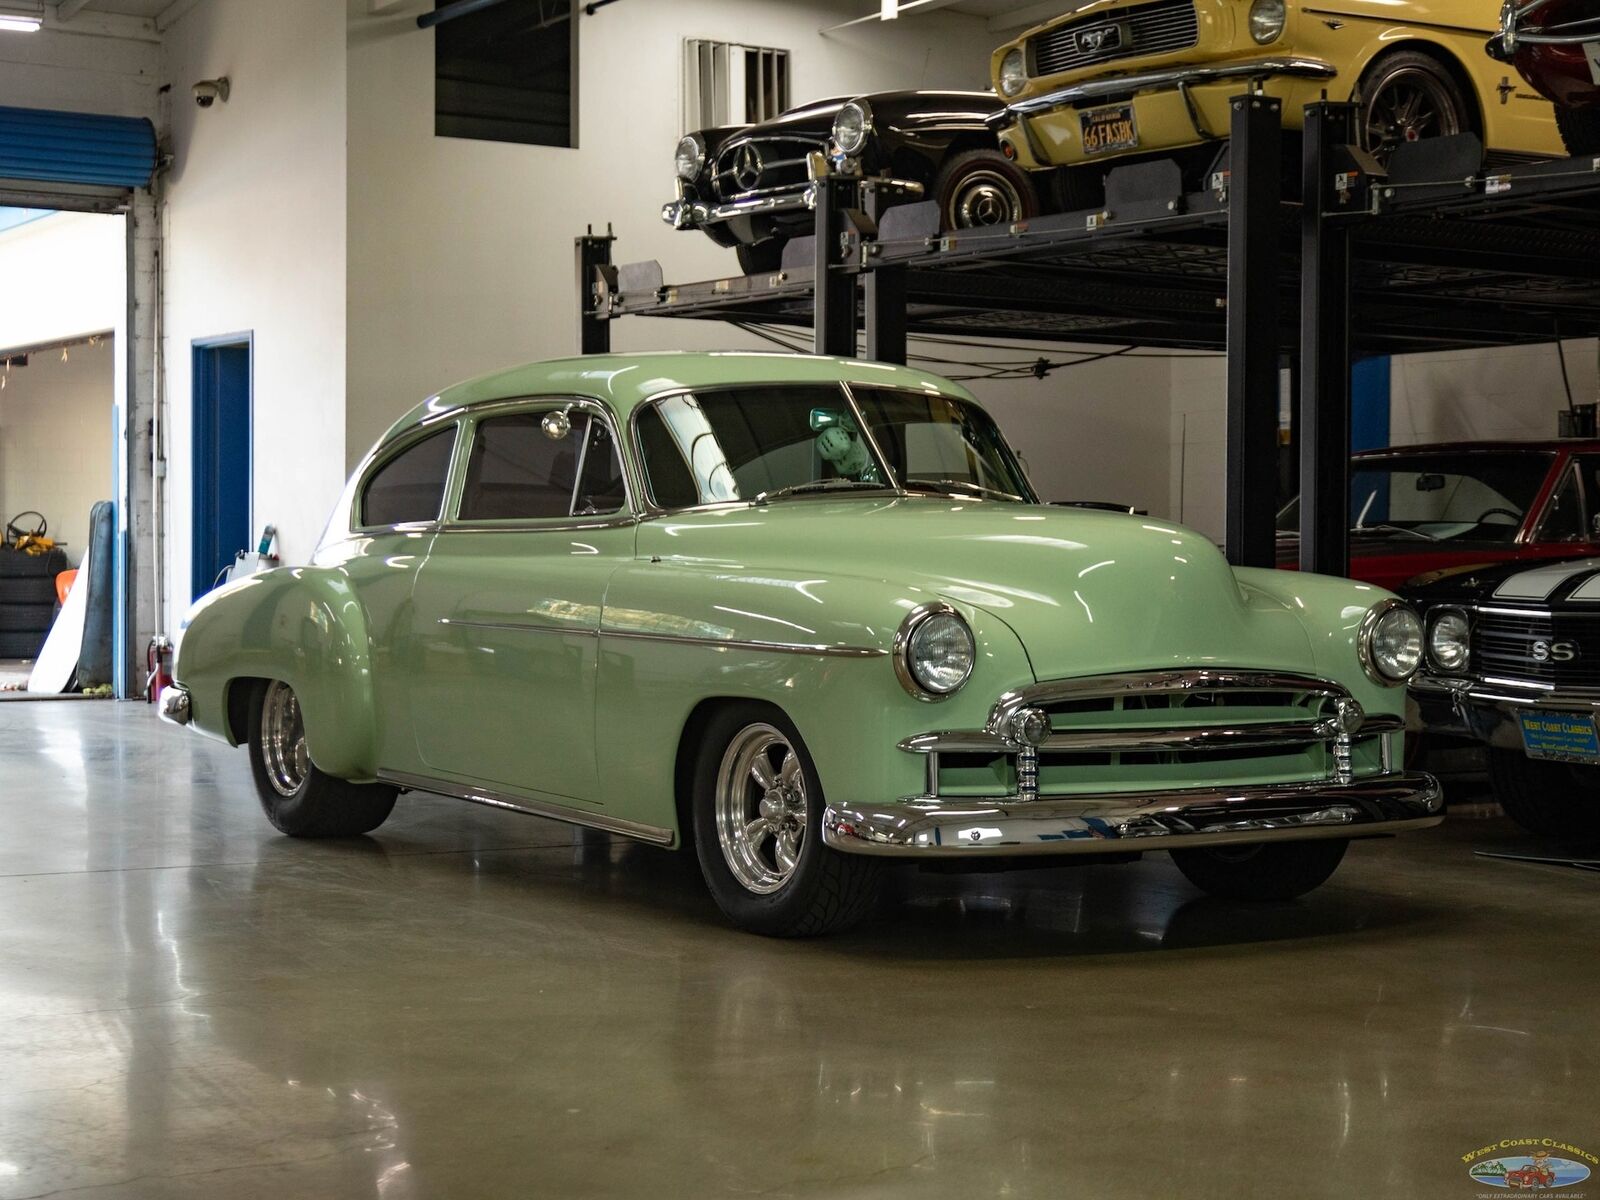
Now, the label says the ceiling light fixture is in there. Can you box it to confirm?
[0,3,43,32]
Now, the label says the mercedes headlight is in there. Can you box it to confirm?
[895,604,975,699]
[832,101,873,157]
[1360,600,1424,685]
[998,48,1027,98]
[1427,609,1471,673]
[675,134,706,182]
[1249,0,1286,43]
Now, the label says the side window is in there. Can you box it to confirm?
[459,410,626,522]
[635,404,699,509]
[360,427,456,527]
[1539,464,1588,543]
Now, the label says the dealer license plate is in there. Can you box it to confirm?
[1080,103,1139,156]
[1519,711,1600,763]
[1586,41,1600,85]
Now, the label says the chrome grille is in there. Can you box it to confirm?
[1472,610,1600,691]
[1029,0,1200,77]
[711,134,826,201]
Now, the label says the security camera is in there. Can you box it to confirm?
[192,77,230,108]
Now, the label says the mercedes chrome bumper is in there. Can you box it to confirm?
[662,186,818,231]
[158,684,191,726]
[1004,56,1338,118]
[822,773,1443,858]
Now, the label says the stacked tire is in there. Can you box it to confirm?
[0,547,67,659]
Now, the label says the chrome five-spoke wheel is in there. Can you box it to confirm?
[260,679,310,797]
[715,723,807,895]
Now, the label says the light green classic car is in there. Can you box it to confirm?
[164,352,1442,935]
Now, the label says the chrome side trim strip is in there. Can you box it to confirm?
[1006,57,1337,116]
[435,617,886,658]
[379,770,675,847]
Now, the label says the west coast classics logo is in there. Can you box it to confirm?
[1464,1140,1596,1193]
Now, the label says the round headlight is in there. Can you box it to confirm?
[832,101,872,157]
[998,48,1027,98]
[1249,0,1286,43]
[1428,609,1471,673]
[896,605,975,699]
[675,134,706,182]
[1361,600,1424,685]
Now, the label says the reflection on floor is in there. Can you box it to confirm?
[2,702,1597,1199]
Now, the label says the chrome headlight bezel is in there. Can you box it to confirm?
[1248,0,1287,43]
[675,134,707,182]
[998,48,1027,99]
[832,100,873,157]
[1426,608,1472,674]
[894,602,975,701]
[1359,598,1425,686]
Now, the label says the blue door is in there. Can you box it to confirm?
[191,339,251,600]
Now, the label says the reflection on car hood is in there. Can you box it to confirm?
[641,498,1321,680]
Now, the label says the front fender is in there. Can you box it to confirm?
[173,566,378,781]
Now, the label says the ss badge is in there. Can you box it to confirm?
[1532,639,1579,662]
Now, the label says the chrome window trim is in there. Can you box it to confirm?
[1529,457,1588,545]
[351,419,464,535]
[441,395,642,531]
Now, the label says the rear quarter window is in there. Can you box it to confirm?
[359,427,457,527]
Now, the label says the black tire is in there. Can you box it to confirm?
[735,240,786,275]
[690,703,880,936]
[933,148,1039,232]
[0,547,67,578]
[1486,749,1600,840]
[0,631,45,658]
[1354,50,1472,166]
[0,577,56,604]
[0,603,55,632]
[1170,839,1349,901]
[1050,165,1106,213]
[1557,106,1600,156]
[245,679,396,837]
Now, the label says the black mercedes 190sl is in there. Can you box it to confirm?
[664,91,1041,274]
[1411,556,1600,839]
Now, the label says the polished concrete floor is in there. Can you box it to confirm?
[3,703,1598,1199]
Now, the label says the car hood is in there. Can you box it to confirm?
[639,498,1322,681]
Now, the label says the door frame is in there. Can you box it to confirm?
[190,332,254,600]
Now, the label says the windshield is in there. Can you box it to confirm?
[1276,452,1553,544]
[633,383,1036,508]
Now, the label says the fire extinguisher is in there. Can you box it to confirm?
[147,636,173,703]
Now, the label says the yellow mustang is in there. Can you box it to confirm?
[990,0,1564,184]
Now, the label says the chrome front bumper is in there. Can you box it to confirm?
[1415,675,1600,750]
[1005,56,1338,118]
[662,186,818,231]
[823,774,1443,858]
[158,684,191,726]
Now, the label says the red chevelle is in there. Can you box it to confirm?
[1489,0,1600,155]
[1277,441,1600,592]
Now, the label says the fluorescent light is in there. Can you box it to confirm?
[0,15,41,30]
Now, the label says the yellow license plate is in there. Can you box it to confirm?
[1080,103,1139,156]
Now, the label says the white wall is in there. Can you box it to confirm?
[0,337,114,566]
[0,211,126,351]
[159,0,347,621]
[344,0,1171,518]
[0,15,160,119]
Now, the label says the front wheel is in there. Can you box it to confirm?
[933,148,1038,232]
[1486,749,1600,840]
[245,679,397,837]
[1557,106,1600,156]
[1354,50,1471,166]
[691,705,880,936]
[1170,839,1348,900]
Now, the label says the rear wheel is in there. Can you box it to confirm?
[691,704,880,936]
[735,240,786,275]
[1355,50,1471,166]
[1170,839,1349,900]
[1557,106,1600,156]
[933,148,1038,232]
[246,679,396,837]
[1487,750,1600,840]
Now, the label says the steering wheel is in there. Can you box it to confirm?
[5,511,45,545]
[1475,506,1521,525]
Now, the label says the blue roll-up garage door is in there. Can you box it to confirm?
[0,105,157,189]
